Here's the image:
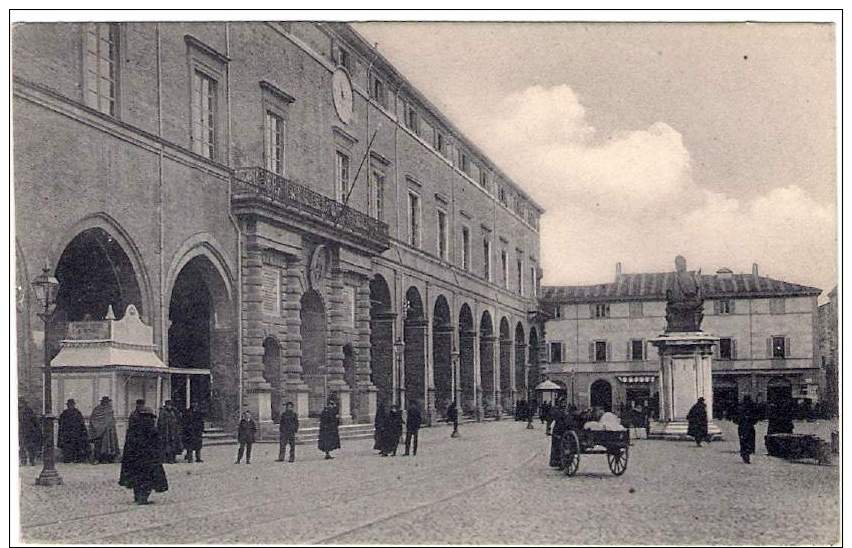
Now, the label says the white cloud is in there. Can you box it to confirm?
[473,84,836,292]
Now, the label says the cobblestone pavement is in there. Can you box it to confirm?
[18,419,839,545]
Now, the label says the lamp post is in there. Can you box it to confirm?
[32,265,62,486]
[394,337,405,408]
[450,343,459,407]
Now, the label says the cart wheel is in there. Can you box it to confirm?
[607,446,629,476]
[561,431,580,477]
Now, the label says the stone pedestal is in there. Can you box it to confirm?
[247,385,273,422]
[355,383,378,423]
[328,381,352,425]
[648,332,722,440]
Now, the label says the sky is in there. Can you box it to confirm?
[352,22,838,295]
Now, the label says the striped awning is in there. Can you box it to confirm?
[617,375,657,384]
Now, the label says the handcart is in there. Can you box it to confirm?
[559,428,630,476]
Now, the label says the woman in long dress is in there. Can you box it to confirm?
[318,401,341,460]
[119,406,168,504]
[686,398,709,447]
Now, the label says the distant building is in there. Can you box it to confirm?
[540,263,822,418]
[818,286,838,417]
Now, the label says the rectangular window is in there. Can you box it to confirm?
[719,299,733,314]
[405,105,420,134]
[719,337,733,360]
[459,151,470,175]
[84,23,119,116]
[462,227,471,271]
[629,301,644,318]
[631,339,644,361]
[437,209,448,260]
[191,70,217,159]
[435,132,446,156]
[593,303,610,318]
[772,336,787,358]
[479,169,489,188]
[265,111,286,176]
[335,151,351,202]
[549,342,564,364]
[770,298,786,314]
[530,266,537,297]
[370,167,385,221]
[370,75,387,108]
[595,341,608,362]
[483,238,492,281]
[517,259,523,295]
[408,192,421,248]
[498,186,507,205]
[554,305,562,319]
[334,44,351,71]
[501,250,508,289]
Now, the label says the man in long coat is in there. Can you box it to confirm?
[277,402,299,463]
[446,400,459,438]
[318,401,340,460]
[549,398,572,467]
[373,401,387,452]
[382,404,404,457]
[89,396,120,463]
[403,401,422,456]
[735,395,761,464]
[18,399,42,466]
[686,397,709,447]
[157,400,182,464]
[58,399,88,463]
[182,401,205,463]
[119,406,168,505]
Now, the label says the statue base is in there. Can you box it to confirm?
[648,420,723,441]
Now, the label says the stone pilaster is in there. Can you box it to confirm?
[325,269,351,421]
[354,279,376,422]
[282,256,310,418]
[242,246,271,420]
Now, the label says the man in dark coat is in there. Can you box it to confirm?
[446,400,459,438]
[277,402,299,462]
[403,401,422,456]
[735,395,761,464]
[382,404,404,456]
[318,401,340,460]
[549,398,573,467]
[373,402,387,452]
[58,399,88,463]
[235,410,257,464]
[182,401,205,463]
[119,406,168,505]
[157,400,182,464]
[516,399,527,422]
[18,399,42,466]
[89,396,120,463]
[686,397,709,446]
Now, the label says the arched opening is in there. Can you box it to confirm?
[343,343,357,418]
[458,303,475,415]
[515,323,526,401]
[499,317,512,414]
[369,275,394,408]
[528,327,541,402]
[767,376,792,404]
[262,337,282,422]
[404,286,426,409]
[479,311,495,416]
[52,227,144,362]
[300,289,327,417]
[432,295,453,418]
[590,379,613,412]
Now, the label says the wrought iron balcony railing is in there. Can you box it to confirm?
[232,166,390,248]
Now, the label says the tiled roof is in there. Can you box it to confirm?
[541,272,821,303]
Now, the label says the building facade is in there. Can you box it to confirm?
[14,22,545,428]
[818,286,838,417]
[540,263,822,418]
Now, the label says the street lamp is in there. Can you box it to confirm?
[394,337,405,407]
[450,343,459,407]
[31,265,62,486]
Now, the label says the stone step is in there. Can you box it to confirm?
[205,423,376,446]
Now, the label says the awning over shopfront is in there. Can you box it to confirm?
[617,375,657,384]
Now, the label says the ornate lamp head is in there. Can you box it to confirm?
[31,264,59,317]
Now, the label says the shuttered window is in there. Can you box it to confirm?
[768,336,790,359]
[590,340,610,362]
[629,339,645,361]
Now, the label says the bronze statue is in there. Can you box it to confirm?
[665,255,704,332]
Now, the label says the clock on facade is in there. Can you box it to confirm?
[332,67,353,124]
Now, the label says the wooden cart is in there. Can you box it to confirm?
[559,428,630,476]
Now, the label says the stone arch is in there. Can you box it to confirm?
[369,274,394,407]
[590,378,613,412]
[515,322,526,399]
[404,286,427,409]
[165,233,236,324]
[499,316,512,413]
[458,303,475,414]
[432,294,453,417]
[301,289,327,416]
[529,326,541,400]
[479,310,495,415]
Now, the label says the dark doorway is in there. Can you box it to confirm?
[590,379,613,412]
[369,275,394,408]
[432,295,453,417]
[263,337,282,422]
[301,289,327,417]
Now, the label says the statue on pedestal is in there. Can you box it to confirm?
[665,255,704,332]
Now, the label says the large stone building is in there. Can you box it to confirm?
[818,286,838,417]
[539,263,822,418]
[13,22,544,428]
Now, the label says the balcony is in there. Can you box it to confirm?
[232,167,390,251]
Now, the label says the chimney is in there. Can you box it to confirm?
[752,263,759,280]
[615,262,622,279]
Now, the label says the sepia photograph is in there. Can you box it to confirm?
[10,9,841,546]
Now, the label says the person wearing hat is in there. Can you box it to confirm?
[157,400,182,464]
[18,399,42,466]
[686,397,710,447]
[277,402,299,463]
[89,396,120,463]
[58,399,88,463]
[119,405,168,504]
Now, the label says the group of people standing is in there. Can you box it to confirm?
[373,401,423,456]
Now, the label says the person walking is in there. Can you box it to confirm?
[382,404,404,456]
[89,396,120,463]
[58,399,89,463]
[373,401,387,452]
[446,400,459,438]
[735,395,761,464]
[18,399,42,466]
[686,397,710,447]
[235,411,257,464]
[119,405,168,505]
[157,400,182,464]
[318,400,340,460]
[403,401,422,456]
[277,402,299,463]
[549,398,574,467]
[182,401,205,463]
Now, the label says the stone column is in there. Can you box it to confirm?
[282,256,310,419]
[472,327,482,422]
[325,269,351,423]
[242,246,272,421]
[354,279,377,423]
[425,315,435,427]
